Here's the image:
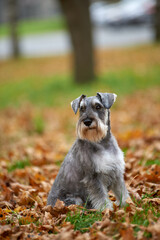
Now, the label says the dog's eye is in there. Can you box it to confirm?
[80,106,85,112]
[95,104,102,110]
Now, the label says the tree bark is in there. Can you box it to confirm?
[155,0,160,41]
[59,0,95,83]
[8,0,20,58]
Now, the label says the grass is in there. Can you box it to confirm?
[131,202,160,238]
[145,159,160,166]
[55,160,63,167]
[131,197,160,225]
[32,114,45,134]
[66,208,103,233]
[119,193,160,238]
[139,158,160,166]
[0,65,160,109]
[123,199,159,239]
[66,198,160,235]
[132,210,149,227]
[8,158,31,172]
[18,217,41,226]
[0,17,66,38]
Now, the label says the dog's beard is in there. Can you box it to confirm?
[77,119,108,142]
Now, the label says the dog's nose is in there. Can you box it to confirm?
[83,118,92,127]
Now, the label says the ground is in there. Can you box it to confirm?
[0,45,160,239]
[0,17,66,38]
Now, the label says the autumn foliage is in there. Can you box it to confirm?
[0,85,159,240]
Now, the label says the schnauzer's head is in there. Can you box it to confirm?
[71,93,117,142]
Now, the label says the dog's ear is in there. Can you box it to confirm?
[96,92,117,109]
[71,94,86,114]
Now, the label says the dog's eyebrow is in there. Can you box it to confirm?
[92,98,103,106]
[80,99,86,107]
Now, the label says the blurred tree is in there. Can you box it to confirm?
[8,0,20,58]
[59,0,95,83]
[155,0,160,41]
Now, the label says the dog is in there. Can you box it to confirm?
[47,93,129,210]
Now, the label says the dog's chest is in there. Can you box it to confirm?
[93,149,124,174]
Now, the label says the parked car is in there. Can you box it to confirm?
[90,0,156,27]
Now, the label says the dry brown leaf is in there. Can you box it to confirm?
[0,201,13,209]
[120,227,135,240]
[0,184,14,202]
[10,182,32,194]
[18,190,35,206]
[127,186,141,201]
[143,165,160,183]
[143,198,160,205]
[96,231,111,240]
[100,218,110,230]
[0,225,12,236]
[55,226,75,240]
[147,220,160,238]
[14,206,26,213]
[11,231,23,240]
[43,200,69,218]
[75,232,90,240]
[0,87,160,239]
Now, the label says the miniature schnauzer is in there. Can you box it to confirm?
[47,93,129,210]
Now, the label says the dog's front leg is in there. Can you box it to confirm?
[82,175,113,210]
[111,175,129,206]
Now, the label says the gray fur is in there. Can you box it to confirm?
[47,93,129,210]
[71,94,86,114]
[97,92,117,109]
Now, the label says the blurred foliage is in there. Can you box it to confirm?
[0,66,160,109]
[0,17,66,38]
[8,158,31,172]
[0,41,160,238]
[0,44,160,109]
[32,114,45,135]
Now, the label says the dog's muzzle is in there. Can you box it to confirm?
[77,117,108,142]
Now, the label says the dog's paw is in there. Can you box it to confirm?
[93,199,113,211]
[106,203,113,211]
[115,200,128,207]
[101,201,113,211]
[104,199,114,211]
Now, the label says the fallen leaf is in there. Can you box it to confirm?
[120,227,135,240]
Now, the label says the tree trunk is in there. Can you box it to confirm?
[155,0,160,41]
[8,0,20,58]
[59,0,95,83]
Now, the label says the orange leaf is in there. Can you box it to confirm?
[120,227,135,240]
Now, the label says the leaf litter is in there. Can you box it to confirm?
[0,88,160,239]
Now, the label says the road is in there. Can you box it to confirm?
[0,25,154,59]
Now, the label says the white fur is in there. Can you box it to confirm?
[77,119,108,142]
[104,109,109,125]
[92,147,129,207]
[90,188,113,210]
[113,93,117,103]
[93,149,124,174]
[80,99,86,108]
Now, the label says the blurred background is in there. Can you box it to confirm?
[0,2,160,236]
[0,0,160,108]
[0,0,160,196]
